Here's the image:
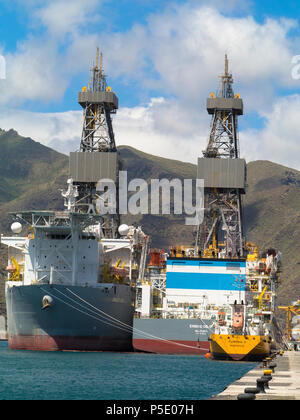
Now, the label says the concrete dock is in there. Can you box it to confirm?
[211,351,300,400]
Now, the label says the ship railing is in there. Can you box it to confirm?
[54,211,71,218]
[6,280,25,288]
[163,308,219,320]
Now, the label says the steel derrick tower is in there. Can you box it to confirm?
[79,49,117,153]
[196,55,246,258]
[67,49,120,238]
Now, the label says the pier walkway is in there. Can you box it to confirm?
[211,351,300,400]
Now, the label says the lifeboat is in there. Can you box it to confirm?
[232,312,243,330]
[6,264,16,273]
[218,311,226,326]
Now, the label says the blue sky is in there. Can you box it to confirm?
[253,0,300,23]
[1,0,299,111]
[1,0,300,169]
[0,0,196,111]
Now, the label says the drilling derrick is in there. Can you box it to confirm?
[196,55,246,258]
[68,49,120,238]
[79,49,117,153]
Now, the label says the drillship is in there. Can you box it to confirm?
[133,56,283,359]
[1,50,148,351]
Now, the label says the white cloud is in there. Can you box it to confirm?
[0,1,300,171]
[100,5,298,114]
[1,93,300,172]
[0,0,103,105]
[240,94,300,170]
[101,24,148,80]
[0,108,82,155]
[1,39,67,105]
[115,97,209,162]
[32,0,101,38]
[0,97,209,163]
[1,2,298,111]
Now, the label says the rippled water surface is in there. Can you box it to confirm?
[0,341,256,400]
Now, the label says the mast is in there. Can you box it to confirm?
[80,48,117,152]
[196,55,246,258]
[68,49,120,238]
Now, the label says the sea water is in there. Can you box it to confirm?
[0,341,256,400]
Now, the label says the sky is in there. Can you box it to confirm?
[1,0,300,168]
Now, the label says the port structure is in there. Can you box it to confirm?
[195,55,246,258]
[278,300,300,342]
[67,48,120,238]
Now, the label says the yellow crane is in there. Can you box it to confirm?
[278,300,300,341]
[255,285,268,310]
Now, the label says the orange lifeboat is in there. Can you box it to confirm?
[232,312,244,330]
[6,264,16,273]
[149,249,165,268]
[217,311,226,326]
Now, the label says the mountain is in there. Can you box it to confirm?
[118,146,197,248]
[0,128,68,227]
[0,129,299,312]
[244,160,300,304]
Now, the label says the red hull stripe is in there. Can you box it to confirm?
[133,339,210,354]
[9,335,133,352]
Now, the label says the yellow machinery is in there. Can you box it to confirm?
[103,259,128,284]
[203,208,219,258]
[245,242,259,262]
[254,285,268,310]
[278,300,300,341]
[7,257,21,281]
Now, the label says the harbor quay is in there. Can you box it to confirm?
[210,351,300,400]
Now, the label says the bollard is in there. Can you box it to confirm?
[261,375,272,389]
[256,377,268,393]
[269,362,277,373]
[244,387,260,395]
[237,393,256,400]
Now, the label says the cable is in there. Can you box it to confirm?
[41,285,209,352]
[65,286,209,351]
[40,287,133,336]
